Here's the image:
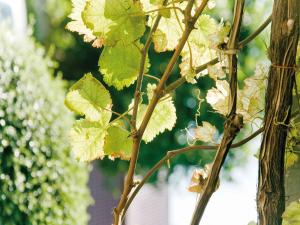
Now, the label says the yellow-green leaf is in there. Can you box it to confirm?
[283,200,300,225]
[81,0,113,47]
[66,0,96,43]
[99,42,147,90]
[82,0,146,46]
[65,73,112,123]
[69,119,107,162]
[103,123,133,160]
[134,84,177,143]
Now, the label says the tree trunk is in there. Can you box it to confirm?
[257,0,299,224]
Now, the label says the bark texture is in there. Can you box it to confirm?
[257,0,299,224]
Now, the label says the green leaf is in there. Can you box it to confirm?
[65,73,112,123]
[82,0,146,46]
[66,0,96,43]
[69,119,107,162]
[286,152,299,169]
[152,29,168,53]
[81,0,113,47]
[105,0,146,45]
[283,200,300,225]
[180,15,228,78]
[149,6,184,51]
[134,84,177,143]
[104,123,133,160]
[99,42,146,90]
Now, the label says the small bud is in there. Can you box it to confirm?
[287,19,295,34]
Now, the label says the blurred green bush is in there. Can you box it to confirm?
[0,27,92,225]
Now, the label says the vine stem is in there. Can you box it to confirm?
[113,1,208,224]
[238,14,272,49]
[114,2,169,224]
[190,1,245,224]
[121,127,264,222]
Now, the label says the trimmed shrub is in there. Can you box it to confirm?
[0,27,92,225]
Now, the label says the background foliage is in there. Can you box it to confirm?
[0,26,92,225]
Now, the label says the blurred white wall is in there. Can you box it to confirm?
[0,0,27,36]
[127,183,168,225]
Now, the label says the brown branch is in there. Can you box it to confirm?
[190,1,245,224]
[121,127,264,222]
[132,0,168,129]
[113,1,168,224]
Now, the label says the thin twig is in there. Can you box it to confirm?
[164,57,219,94]
[108,107,133,129]
[121,127,264,222]
[144,74,161,82]
[238,14,272,49]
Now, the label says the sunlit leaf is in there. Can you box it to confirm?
[188,164,218,193]
[206,80,229,115]
[286,152,299,169]
[152,29,168,52]
[148,3,184,51]
[131,84,177,143]
[103,123,133,160]
[283,200,300,225]
[66,0,96,43]
[82,0,145,46]
[65,73,112,123]
[69,119,107,162]
[194,121,217,143]
[81,0,113,47]
[99,42,147,90]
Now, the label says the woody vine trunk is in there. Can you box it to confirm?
[257,0,299,224]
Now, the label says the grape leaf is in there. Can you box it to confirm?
[180,15,230,79]
[147,2,184,52]
[65,73,112,123]
[283,200,300,225]
[69,119,107,162]
[207,63,226,81]
[99,42,147,90]
[82,0,146,46]
[239,64,268,121]
[81,0,113,47]
[152,29,168,53]
[66,0,96,43]
[103,123,133,160]
[188,164,219,193]
[206,80,229,115]
[194,121,217,143]
[140,0,170,18]
[133,84,177,143]
[286,152,299,169]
